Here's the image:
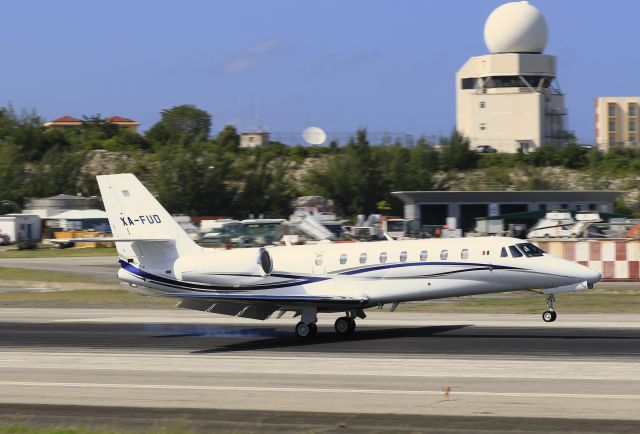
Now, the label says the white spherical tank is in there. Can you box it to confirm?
[484,1,548,54]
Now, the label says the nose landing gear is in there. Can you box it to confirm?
[542,294,557,322]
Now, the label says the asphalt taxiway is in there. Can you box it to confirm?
[0,308,638,433]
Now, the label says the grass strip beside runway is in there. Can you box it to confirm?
[1,404,639,434]
[0,248,117,259]
[0,289,174,309]
[0,268,110,284]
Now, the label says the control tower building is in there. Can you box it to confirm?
[456,1,567,153]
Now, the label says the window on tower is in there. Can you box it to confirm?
[461,78,477,89]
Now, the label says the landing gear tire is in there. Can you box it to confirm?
[309,323,318,337]
[542,294,557,323]
[334,317,355,335]
[347,317,356,333]
[295,321,317,338]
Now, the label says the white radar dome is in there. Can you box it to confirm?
[302,127,327,145]
[484,1,548,54]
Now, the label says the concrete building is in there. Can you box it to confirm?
[595,97,640,151]
[392,191,623,234]
[24,194,102,219]
[0,214,42,243]
[48,209,110,232]
[456,1,567,153]
[240,132,270,148]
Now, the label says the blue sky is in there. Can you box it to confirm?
[1,0,638,144]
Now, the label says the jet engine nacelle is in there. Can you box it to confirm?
[175,247,273,286]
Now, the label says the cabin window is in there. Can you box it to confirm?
[315,254,323,266]
[359,253,367,264]
[420,250,428,261]
[339,254,347,265]
[501,247,508,257]
[440,249,448,260]
[380,252,388,263]
[461,249,469,260]
[399,251,408,262]
[509,245,523,258]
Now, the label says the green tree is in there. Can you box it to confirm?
[306,129,382,216]
[2,107,47,161]
[232,150,295,218]
[214,125,240,153]
[439,130,477,171]
[146,105,212,146]
[0,139,26,204]
[25,147,86,198]
[408,137,439,190]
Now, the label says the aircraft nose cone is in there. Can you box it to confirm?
[578,263,601,286]
[587,268,602,284]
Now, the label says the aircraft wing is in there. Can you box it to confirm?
[167,292,367,305]
[168,293,368,320]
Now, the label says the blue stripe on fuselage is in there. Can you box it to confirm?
[118,259,328,292]
[118,259,526,293]
[336,261,523,275]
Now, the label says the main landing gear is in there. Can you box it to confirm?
[542,294,557,323]
[294,308,365,338]
[334,316,356,335]
[295,321,318,338]
[295,307,318,338]
[334,310,365,336]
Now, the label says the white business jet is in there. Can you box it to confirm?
[73,174,601,338]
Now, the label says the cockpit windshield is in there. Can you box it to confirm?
[516,243,545,257]
[508,245,523,257]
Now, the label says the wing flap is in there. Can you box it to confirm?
[208,302,247,316]
[239,303,279,320]
[168,292,367,305]
[176,298,215,312]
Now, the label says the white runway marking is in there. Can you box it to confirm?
[1,381,639,401]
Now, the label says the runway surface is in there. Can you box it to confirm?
[0,308,639,432]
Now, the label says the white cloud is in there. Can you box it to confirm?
[250,36,283,55]
[221,36,284,75]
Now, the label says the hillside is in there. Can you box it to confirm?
[2,104,640,218]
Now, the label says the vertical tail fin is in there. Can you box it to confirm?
[97,173,200,264]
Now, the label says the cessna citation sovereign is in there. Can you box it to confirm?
[74,174,601,338]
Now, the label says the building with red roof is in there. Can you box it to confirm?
[43,115,82,129]
[44,115,139,132]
